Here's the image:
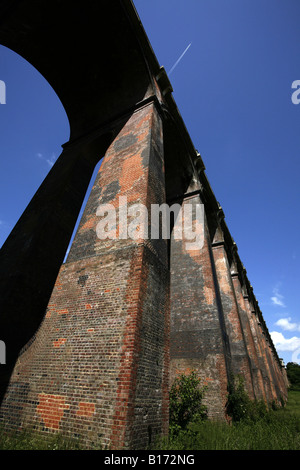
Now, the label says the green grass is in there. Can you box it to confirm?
[153,390,300,451]
[0,428,84,450]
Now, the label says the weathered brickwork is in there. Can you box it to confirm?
[0,102,170,449]
[211,243,256,400]
[170,196,230,420]
[0,0,288,450]
[168,154,288,422]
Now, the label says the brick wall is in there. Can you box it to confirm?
[0,101,170,450]
[211,243,256,400]
[170,196,229,420]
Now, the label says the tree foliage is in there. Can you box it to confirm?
[286,362,300,391]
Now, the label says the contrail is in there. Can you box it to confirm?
[168,43,192,75]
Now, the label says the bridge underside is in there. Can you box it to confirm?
[0,0,288,449]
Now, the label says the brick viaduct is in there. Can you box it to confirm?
[0,0,288,450]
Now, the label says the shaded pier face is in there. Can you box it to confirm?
[0,0,287,449]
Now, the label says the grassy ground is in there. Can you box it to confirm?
[0,390,300,450]
[153,390,300,451]
[0,428,83,450]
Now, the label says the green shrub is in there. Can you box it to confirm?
[169,370,207,434]
[226,375,251,422]
[226,374,270,423]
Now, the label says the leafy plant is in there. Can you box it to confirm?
[226,374,252,422]
[169,370,207,434]
[226,374,271,423]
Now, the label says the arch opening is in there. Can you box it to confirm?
[0,45,70,248]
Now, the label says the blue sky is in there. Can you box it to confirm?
[0,0,300,365]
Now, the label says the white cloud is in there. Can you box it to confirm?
[270,331,300,353]
[271,317,300,364]
[292,349,300,363]
[275,317,300,332]
[46,153,57,167]
[36,152,57,168]
[271,296,285,307]
[271,286,285,307]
